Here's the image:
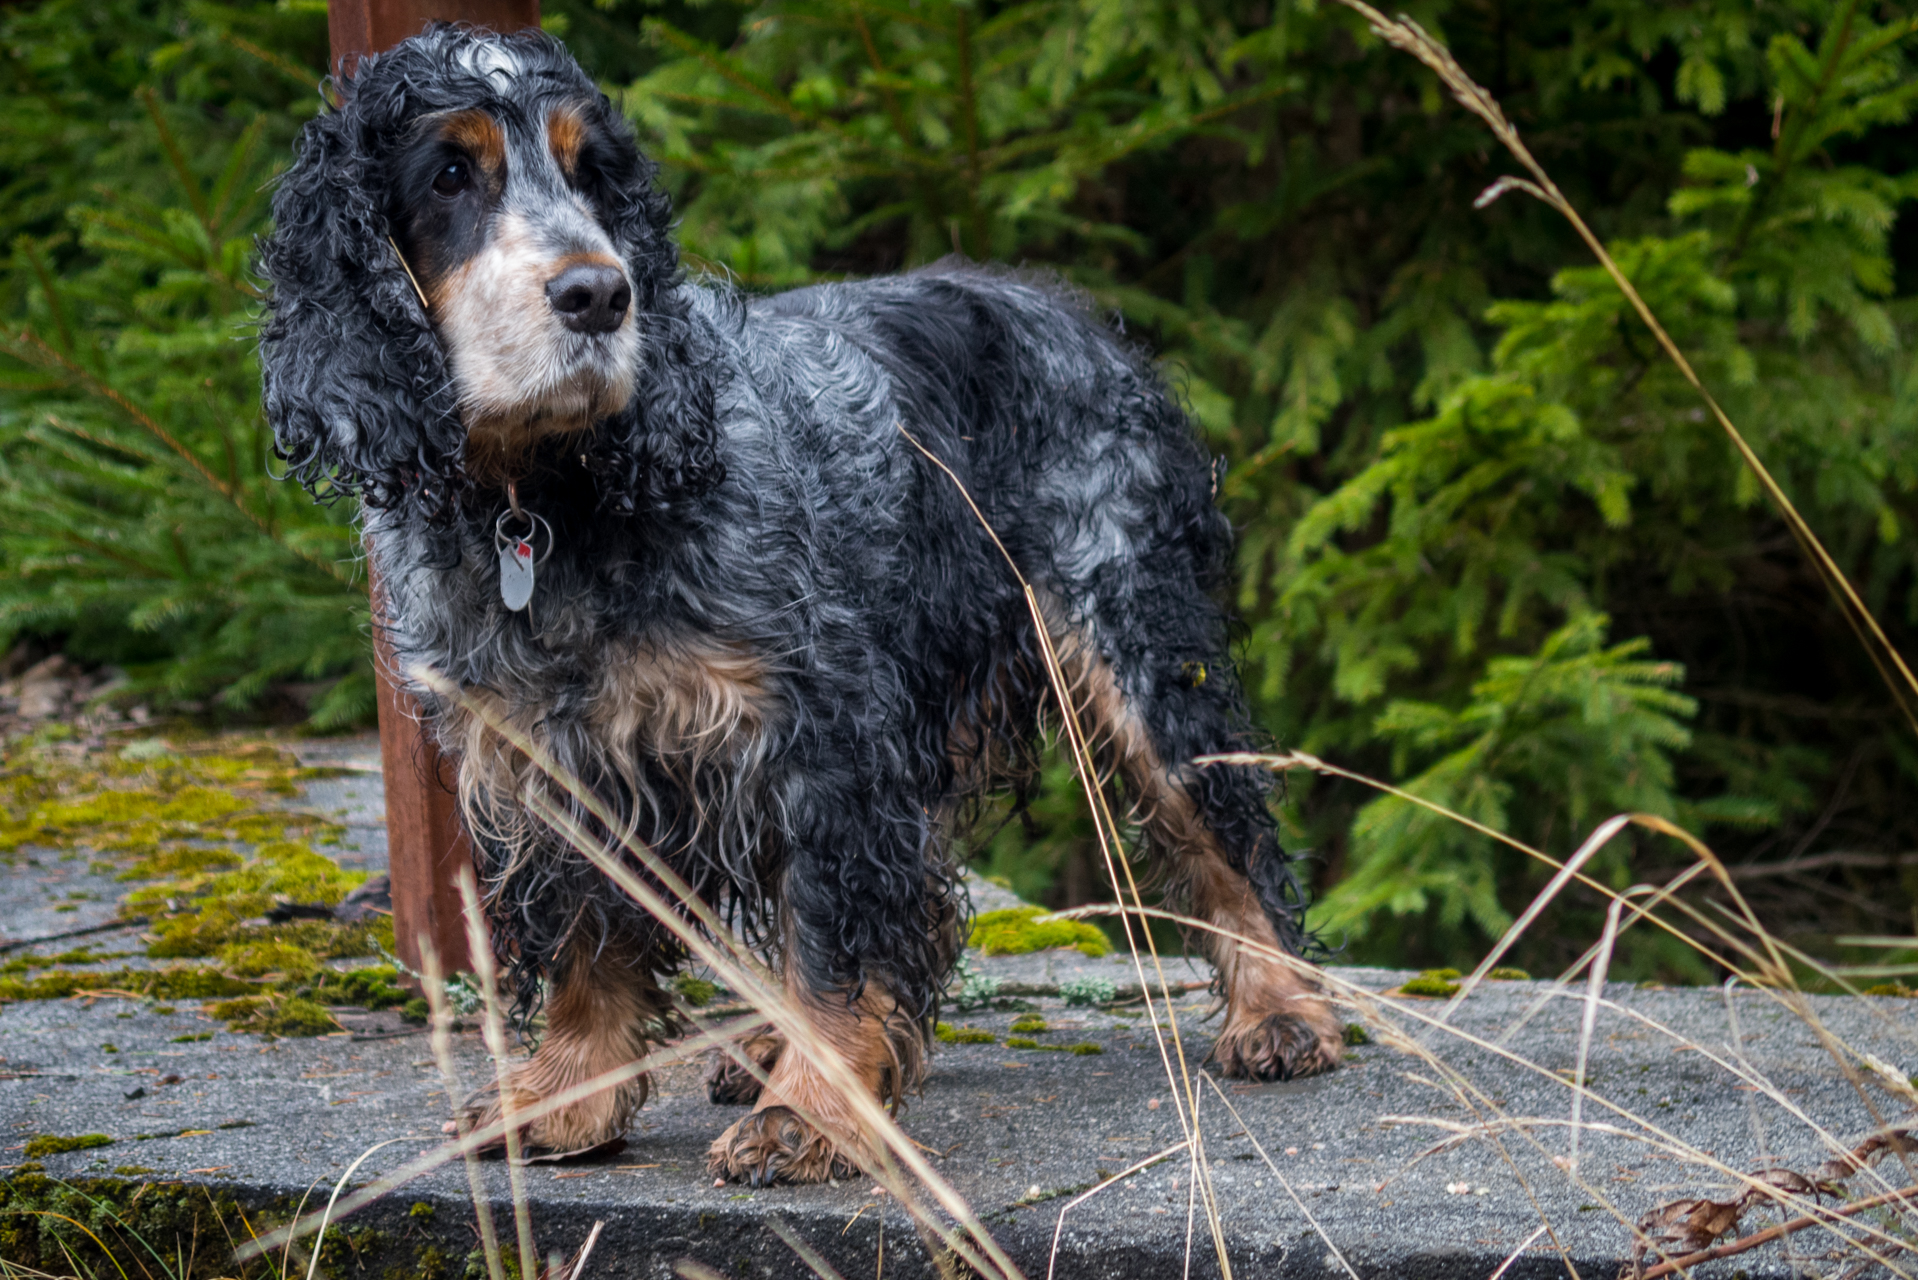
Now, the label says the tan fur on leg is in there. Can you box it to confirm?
[457,935,664,1153]
[707,976,921,1186]
[704,1028,784,1105]
[1190,857,1343,1079]
[1059,634,1342,1081]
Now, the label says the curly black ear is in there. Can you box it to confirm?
[257,60,463,518]
[568,92,726,517]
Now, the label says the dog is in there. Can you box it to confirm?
[258,24,1341,1186]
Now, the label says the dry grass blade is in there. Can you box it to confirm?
[1488,1224,1551,1280]
[455,866,539,1280]
[1204,750,1789,983]
[1044,1143,1188,1280]
[1440,813,1632,1023]
[1569,892,1631,1177]
[302,1138,429,1280]
[542,1220,604,1280]
[1493,870,1713,1052]
[422,936,506,1280]
[1066,901,1903,1249]
[1197,1074,1363,1280]
[765,1215,850,1280]
[1329,0,1918,735]
[407,666,1026,1280]
[895,422,1234,1276]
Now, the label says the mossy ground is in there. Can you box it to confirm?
[0,1166,461,1279]
[0,729,396,1035]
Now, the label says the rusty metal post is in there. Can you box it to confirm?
[327,0,540,980]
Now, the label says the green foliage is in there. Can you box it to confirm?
[0,0,369,723]
[1314,613,1694,947]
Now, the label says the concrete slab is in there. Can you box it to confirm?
[3,740,1915,1278]
[7,966,1916,1277]
[288,733,388,874]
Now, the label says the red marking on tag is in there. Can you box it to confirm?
[514,540,533,564]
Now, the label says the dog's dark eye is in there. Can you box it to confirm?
[432,161,470,198]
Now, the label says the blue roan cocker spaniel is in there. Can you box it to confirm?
[258,24,1338,1186]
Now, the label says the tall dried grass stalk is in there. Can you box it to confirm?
[421,936,506,1280]
[456,866,540,1280]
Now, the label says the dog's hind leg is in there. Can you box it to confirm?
[1056,624,1343,1081]
[455,931,665,1154]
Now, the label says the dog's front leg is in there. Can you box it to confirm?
[455,933,663,1154]
[706,963,918,1187]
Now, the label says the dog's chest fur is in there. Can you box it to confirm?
[586,635,777,775]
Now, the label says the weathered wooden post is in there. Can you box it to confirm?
[326,0,541,980]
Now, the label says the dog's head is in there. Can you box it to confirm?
[260,25,718,520]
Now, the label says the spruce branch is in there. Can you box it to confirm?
[1333,1,1918,740]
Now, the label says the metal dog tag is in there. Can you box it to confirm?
[494,507,551,615]
[499,536,536,612]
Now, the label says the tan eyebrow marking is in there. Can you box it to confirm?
[439,109,506,175]
[547,105,588,177]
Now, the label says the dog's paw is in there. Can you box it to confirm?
[1212,1012,1341,1082]
[706,1032,786,1105]
[707,1106,859,1187]
[455,1072,642,1155]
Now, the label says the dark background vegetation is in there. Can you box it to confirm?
[1,0,1914,980]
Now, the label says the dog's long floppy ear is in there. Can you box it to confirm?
[573,96,726,518]
[258,69,464,519]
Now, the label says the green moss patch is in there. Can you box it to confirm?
[132,839,366,958]
[0,733,386,1008]
[23,1134,113,1158]
[0,1167,295,1279]
[1398,968,1464,997]
[673,973,719,1007]
[217,938,323,980]
[0,966,257,1002]
[1009,1013,1048,1033]
[969,906,1111,957]
[1006,1037,1104,1055]
[934,1022,997,1045]
[207,994,339,1037]
[305,964,409,1010]
[1487,967,1531,981]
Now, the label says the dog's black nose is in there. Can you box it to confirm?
[545,263,631,334]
